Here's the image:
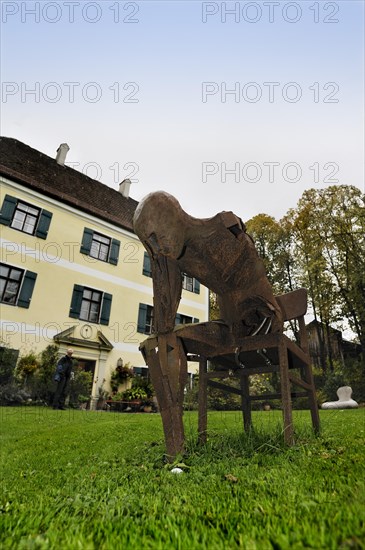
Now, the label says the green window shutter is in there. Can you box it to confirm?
[80,228,94,255]
[137,303,148,333]
[69,285,84,318]
[35,209,53,239]
[143,252,152,276]
[100,293,113,325]
[109,239,120,265]
[194,279,200,294]
[0,195,17,226]
[193,317,200,324]
[17,271,37,309]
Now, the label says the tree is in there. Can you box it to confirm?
[291,186,365,357]
[246,213,298,295]
[0,343,18,384]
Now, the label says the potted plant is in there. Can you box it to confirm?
[110,361,134,392]
[142,400,153,413]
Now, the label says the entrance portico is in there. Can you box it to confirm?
[54,324,113,409]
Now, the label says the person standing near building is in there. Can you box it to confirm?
[53,348,74,410]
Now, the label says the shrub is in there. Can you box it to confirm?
[16,353,40,380]
[31,345,59,403]
[344,356,365,403]
[132,376,154,398]
[121,387,148,401]
[184,379,199,410]
[0,344,19,384]
[0,381,30,405]
[68,367,93,407]
[1,345,95,408]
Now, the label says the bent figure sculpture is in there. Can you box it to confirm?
[133,191,283,458]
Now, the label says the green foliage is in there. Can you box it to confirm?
[209,291,220,321]
[1,408,364,549]
[344,356,365,402]
[314,357,365,404]
[0,344,18,385]
[246,213,298,294]
[132,376,154,398]
[111,391,125,401]
[246,186,364,375]
[184,374,277,412]
[208,383,241,410]
[13,346,60,405]
[68,367,93,406]
[15,352,40,379]
[110,361,134,391]
[290,185,365,352]
[249,373,275,396]
[184,380,199,410]
[121,386,148,401]
[0,346,95,407]
[30,345,59,403]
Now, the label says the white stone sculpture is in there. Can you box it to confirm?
[321,386,359,409]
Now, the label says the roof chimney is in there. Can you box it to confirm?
[56,143,70,166]
[119,178,131,198]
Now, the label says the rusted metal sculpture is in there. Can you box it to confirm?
[133,191,285,459]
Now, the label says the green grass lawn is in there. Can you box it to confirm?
[1,407,364,549]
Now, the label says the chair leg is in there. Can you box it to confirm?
[279,341,294,445]
[145,334,187,460]
[240,372,252,432]
[304,363,320,434]
[198,356,208,444]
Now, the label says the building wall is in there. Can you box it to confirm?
[0,176,209,403]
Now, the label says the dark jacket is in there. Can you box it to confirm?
[54,355,73,382]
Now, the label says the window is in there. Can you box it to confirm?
[80,289,103,323]
[69,285,113,325]
[182,274,193,292]
[90,233,111,262]
[175,313,200,325]
[137,304,154,334]
[11,202,40,234]
[80,228,120,265]
[0,263,37,308]
[0,264,23,305]
[143,252,152,277]
[182,274,200,294]
[137,304,199,334]
[142,253,200,294]
[0,195,53,239]
[133,366,149,378]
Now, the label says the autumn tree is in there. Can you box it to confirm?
[291,185,365,357]
[246,213,298,294]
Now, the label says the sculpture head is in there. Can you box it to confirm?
[133,191,188,258]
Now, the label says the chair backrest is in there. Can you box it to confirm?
[275,288,308,321]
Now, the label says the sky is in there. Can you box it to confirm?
[1,0,364,222]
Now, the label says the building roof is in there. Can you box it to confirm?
[0,137,138,232]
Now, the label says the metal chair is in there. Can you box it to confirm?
[197,288,320,444]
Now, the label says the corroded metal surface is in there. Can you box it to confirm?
[133,192,318,458]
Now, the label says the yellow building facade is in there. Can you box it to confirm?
[0,138,209,407]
